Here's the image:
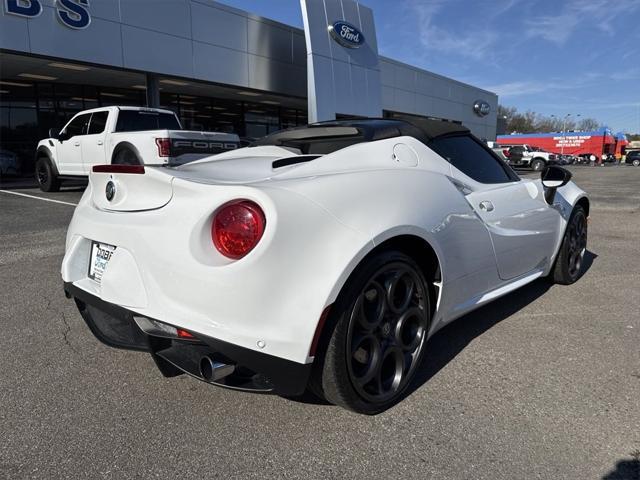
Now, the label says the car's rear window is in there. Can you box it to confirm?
[429,134,518,184]
[115,110,180,132]
[252,126,366,155]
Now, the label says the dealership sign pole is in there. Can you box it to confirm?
[300,0,382,123]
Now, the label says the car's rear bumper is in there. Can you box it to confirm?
[64,282,312,396]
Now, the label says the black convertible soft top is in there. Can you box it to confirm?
[251,117,470,155]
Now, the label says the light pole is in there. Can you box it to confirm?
[499,114,509,136]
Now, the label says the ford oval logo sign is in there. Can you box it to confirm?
[329,21,365,49]
[473,100,491,117]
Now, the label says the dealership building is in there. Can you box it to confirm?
[0,0,498,178]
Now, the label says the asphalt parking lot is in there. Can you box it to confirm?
[1,166,638,480]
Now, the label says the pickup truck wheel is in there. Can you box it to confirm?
[35,157,60,192]
[530,158,545,171]
[112,147,142,165]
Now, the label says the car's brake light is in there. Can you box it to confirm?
[502,149,510,157]
[155,137,171,157]
[176,328,195,339]
[212,200,266,259]
[92,165,145,174]
[133,317,198,341]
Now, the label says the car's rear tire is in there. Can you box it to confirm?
[35,157,60,192]
[530,158,545,171]
[551,205,588,285]
[633,159,640,167]
[311,250,431,414]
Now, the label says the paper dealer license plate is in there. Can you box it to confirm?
[88,241,116,284]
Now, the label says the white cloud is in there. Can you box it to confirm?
[525,0,640,45]
[586,101,640,110]
[482,68,640,98]
[407,0,505,61]
[609,69,640,81]
[482,80,548,97]
[483,78,589,97]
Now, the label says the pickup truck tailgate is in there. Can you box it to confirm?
[165,131,239,165]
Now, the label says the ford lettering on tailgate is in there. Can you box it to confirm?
[171,140,239,157]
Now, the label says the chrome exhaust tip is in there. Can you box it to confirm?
[199,356,235,382]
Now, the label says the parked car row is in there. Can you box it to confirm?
[569,153,626,165]
[626,150,640,166]
[489,142,640,170]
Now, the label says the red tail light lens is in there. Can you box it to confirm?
[176,328,195,339]
[155,137,171,157]
[212,200,266,259]
[502,149,510,157]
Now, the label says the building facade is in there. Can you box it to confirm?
[0,0,498,178]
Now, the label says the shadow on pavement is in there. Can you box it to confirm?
[0,183,87,192]
[406,250,598,401]
[602,451,640,480]
[288,250,598,410]
[0,176,87,191]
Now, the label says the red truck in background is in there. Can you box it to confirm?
[497,128,629,160]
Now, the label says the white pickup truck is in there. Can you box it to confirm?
[500,144,559,171]
[35,106,240,192]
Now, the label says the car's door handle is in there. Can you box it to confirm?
[479,201,494,212]
[74,141,80,146]
[97,141,103,145]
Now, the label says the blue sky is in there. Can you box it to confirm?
[219,0,640,134]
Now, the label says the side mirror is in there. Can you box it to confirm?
[49,128,61,139]
[541,166,572,204]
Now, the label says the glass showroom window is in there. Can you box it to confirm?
[0,81,37,179]
[210,99,244,135]
[244,102,280,139]
[178,94,215,132]
[99,88,145,108]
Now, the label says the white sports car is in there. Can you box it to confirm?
[62,118,589,414]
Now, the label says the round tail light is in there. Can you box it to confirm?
[212,200,266,259]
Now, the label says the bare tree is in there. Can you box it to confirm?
[577,118,600,131]
[499,104,602,134]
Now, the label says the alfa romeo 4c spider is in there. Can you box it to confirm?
[62,118,589,414]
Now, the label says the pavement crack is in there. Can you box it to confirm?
[59,310,80,355]
[45,296,81,356]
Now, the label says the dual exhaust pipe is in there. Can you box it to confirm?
[199,355,235,382]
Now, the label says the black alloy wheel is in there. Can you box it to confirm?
[36,159,48,185]
[551,205,588,284]
[313,251,431,414]
[566,210,587,280]
[35,157,60,192]
[346,262,429,403]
